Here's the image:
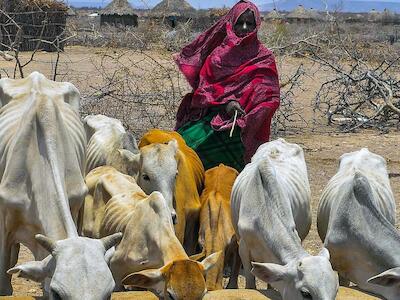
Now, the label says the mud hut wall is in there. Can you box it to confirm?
[0,10,66,52]
[148,15,193,28]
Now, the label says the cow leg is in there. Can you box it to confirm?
[0,221,13,295]
[239,240,256,289]
[226,241,240,289]
[183,209,199,256]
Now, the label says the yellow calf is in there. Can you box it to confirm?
[198,165,239,290]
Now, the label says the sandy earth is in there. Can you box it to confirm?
[2,47,398,299]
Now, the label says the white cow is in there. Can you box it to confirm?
[84,114,139,175]
[83,116,178,224]
[232,138,338,300]
[0,72,121,299]
[318,148,400,300]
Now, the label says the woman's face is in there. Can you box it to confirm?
[234,9,256,37]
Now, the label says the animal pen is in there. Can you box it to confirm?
[0,0,67,52]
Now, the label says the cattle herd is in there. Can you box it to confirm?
[0,72,398,300]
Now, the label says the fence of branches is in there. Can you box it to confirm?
[0,10,399,137]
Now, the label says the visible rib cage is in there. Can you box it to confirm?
[0,72,86,238]
[101,195,139,237]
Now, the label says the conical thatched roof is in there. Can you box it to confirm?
[151,0,196,17]
[368,8,380,21]
[265,9,283,20]
[287,5,312,19]
[101,0,136,16]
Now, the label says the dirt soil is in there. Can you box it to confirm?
[2,47,398,299]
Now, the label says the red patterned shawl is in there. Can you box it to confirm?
[174,0,280,162]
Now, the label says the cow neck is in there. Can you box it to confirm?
[36,96,78,238]
[17,94,78,239]
[255,164,308,264]
[159,227,188,264]
[332,183,400,269]
[261,215,309,264]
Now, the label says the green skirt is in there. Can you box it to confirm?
[177,113,245,171]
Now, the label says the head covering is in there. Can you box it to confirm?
[174,0,280,162]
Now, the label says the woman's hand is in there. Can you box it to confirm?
[225,101,246,118]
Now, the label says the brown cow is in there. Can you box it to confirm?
[81,166,220,299]
[198,164,240,290]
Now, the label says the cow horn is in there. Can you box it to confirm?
[35,234,56,253]
[101,232,123,250]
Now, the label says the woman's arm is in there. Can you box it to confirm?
[222,101,246,117]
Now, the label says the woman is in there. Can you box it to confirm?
[174,0,280,171]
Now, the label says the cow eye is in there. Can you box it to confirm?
[142,174,150,181]
[300,289,312,299]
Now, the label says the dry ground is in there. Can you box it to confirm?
[2,47,398,299]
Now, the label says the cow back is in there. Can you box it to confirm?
[0,72,86,243]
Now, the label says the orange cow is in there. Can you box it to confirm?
[198,165,240,290]
[139,129,204,254]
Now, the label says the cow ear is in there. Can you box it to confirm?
[122,132,139,154]
[122,269,164,288]
[7,258,51,282]
[118,150,140,172]
[168,139,179,154]
[368,267,400,287]
[318,247,330,260]
[118,149,138,162]
[251,262,288,283]
[199,251,222,274]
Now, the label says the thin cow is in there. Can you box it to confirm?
[0,73,121,299]
[83,115,179,225]
[82,166,220,299]
[198,164,239,290]
[318,148,400,300]
[84,114,139,175]
[231,138,338,300]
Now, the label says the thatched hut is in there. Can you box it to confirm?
[100,0,138,27]
[150,0,196,28]
[368,8,380,22]
[0,0,67,52]
[380,8,397,24]
[287,5,314,23]
[265,9,284,23]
